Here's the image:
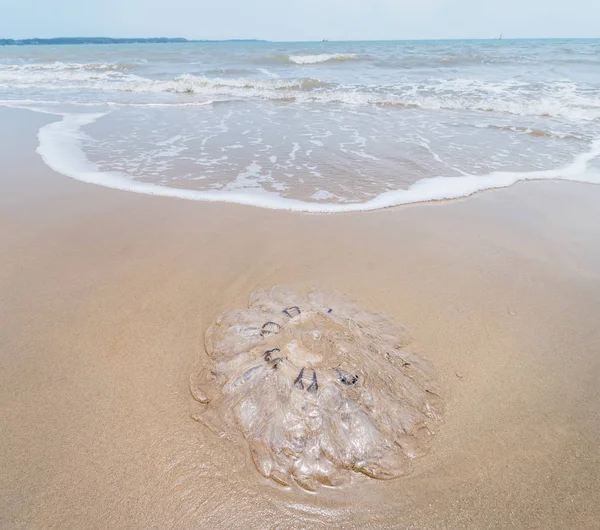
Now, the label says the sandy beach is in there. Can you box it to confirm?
[1,106,599,528]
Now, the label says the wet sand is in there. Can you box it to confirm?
[1,107,599,529]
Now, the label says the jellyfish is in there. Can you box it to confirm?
[190,286,442,491]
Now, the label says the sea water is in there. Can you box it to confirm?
[1,39,599,211]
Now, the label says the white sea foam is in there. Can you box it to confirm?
[289,53,359,65]
[311,190,335,200]
[23,107,600,213]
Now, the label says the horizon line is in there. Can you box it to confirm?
[1,36,599,43]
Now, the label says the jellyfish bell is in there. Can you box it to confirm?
[191,286,442,490]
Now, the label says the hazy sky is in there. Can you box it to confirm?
[2,0,599,41]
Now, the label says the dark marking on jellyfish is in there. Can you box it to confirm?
[261,321,282,336]
[270,357,284,369]
[307,371,318,393]
[283,306,301,319]
[341,374,359,385]
[263,348,280,362]
[335,368,359,386]
[327,308,333,313]
[294,368,305,390]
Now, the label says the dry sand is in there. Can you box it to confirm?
[1,107,599,529]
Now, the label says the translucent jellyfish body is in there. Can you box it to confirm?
[190,287,442,490]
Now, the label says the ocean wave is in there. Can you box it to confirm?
[203,68,256,76]
[435,54,537,66]
[257,68,280,79]
[2,64,599,121]
[0,67,330,93]
[28,108,600,213]
[483,124,585,140]
[0,61,134,72]
[6,92,593,123]
[171,74,329,91]
[0,98,221,110]
[288,53,359,65]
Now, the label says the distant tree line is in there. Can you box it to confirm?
[0,37,264,45]
[0,37,189,45]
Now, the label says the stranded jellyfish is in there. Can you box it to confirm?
[190,286,442,490]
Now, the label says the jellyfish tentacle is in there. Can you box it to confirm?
[294,368,305,390]
[307,371,318,393]
[263,348,280,362]
[269,356,285,369]
[283,306,301,319]
[261,321,281,336]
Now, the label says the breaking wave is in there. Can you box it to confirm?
[288,53,359,65]
[1,63,598,121]
[0,66,331,95]
[2,54,600,124]
[0,61,135,72]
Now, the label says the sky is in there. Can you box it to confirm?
[1,0,599,41]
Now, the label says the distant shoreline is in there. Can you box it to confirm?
[0,37,265,46]
[1,37,597,46]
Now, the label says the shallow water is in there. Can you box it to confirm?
[1,39,600,210]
